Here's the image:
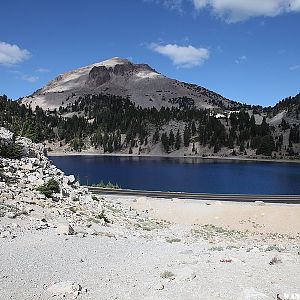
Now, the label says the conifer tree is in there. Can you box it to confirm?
[183,125,190,147]
[169,129,175,148]
[153,128,160,143]
[161,132,169,152]
[175,129,181,150]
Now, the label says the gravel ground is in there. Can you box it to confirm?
[0,195,299,300]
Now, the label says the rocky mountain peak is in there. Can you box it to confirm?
[21,57,233,111]
[87,58,158,87]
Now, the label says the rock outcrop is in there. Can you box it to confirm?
[0,127,13,146]
[0,127,104,238]
[88,66,111,86]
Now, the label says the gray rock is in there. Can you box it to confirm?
[27,175,38,183]
[88,66,111,86]
[0,127,13,145]
[239,288,272,300]
[56,223,75,235]
[20,163,33,171]
[67,175,76,184]
[7,212,17,219]
[47,281,83,297]
[174,267,196,281]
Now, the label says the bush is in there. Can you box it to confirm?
[0,168,7,182]
[93,180,121,189]
[37,178,60,198]
[95,211,110,223]
[0,143,22,159]
[160,271,175,279]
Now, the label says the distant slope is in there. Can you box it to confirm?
[2,90,300,159]
[21,57,238,111]
[271,93,300,119]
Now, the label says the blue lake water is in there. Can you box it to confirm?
[49,156,300,195]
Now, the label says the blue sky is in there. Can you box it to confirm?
[0,0,299,106]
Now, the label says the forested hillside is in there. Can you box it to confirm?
[1,94,299,159]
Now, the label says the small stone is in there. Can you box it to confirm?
[56,223,75,235]
[27,175,38,183]
[20,163,33,171]
[155,283,164,290]
[174,267,196,281]
[7,212,17,219]
[47,281,83,297]
[67,174,76,184]
[240,288,272,300]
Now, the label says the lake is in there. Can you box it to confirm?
[49,155,300,195]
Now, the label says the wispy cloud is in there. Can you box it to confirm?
[36,68,50,73]
[10,70,39,83]
[0,41,31,65]
[192,0,300,23]
[235,55,247,64]
[144,0,184,12]
[150,43,209,68]
[289,64,300,71]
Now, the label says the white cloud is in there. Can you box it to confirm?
[192,0,300,22]
[235,55,247,64]
[289,64,300,71]
[289,0,300,10]
[21,74,39,83]
[0,41,31,65]
[10,70,39,83]
[150,43,209,68]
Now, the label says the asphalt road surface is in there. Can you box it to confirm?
[88,187,300,204]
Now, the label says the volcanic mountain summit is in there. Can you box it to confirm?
[22,57,236,110]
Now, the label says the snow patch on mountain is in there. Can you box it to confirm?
[135,70,161,80]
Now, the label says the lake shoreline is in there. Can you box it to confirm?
[48,151,300,164]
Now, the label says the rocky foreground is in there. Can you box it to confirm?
[0,128,299,300]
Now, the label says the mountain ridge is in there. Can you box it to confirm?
[21,57,237,111]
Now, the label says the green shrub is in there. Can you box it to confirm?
[0,143,22,159]
[95,211,110,223]
[160,271,175,279]
[37,178,60,198]
[93,180,121,189]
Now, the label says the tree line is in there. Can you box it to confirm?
[0,94,299,157]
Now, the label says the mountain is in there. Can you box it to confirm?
[5,56,299,160]
[22,57,238,111]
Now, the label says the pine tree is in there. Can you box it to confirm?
[169,129,175,148]
[191,121,196,135]
[250,115,256,137]
[256,135,275,156]
[239,143,245,152]
[183,125,190,147]
[153,128,160,143]
[161,132,169,152]
[260,117,270,136]
[175,130,181,150]
[213,143,220,153]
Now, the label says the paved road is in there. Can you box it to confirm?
[88,187,300,204]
